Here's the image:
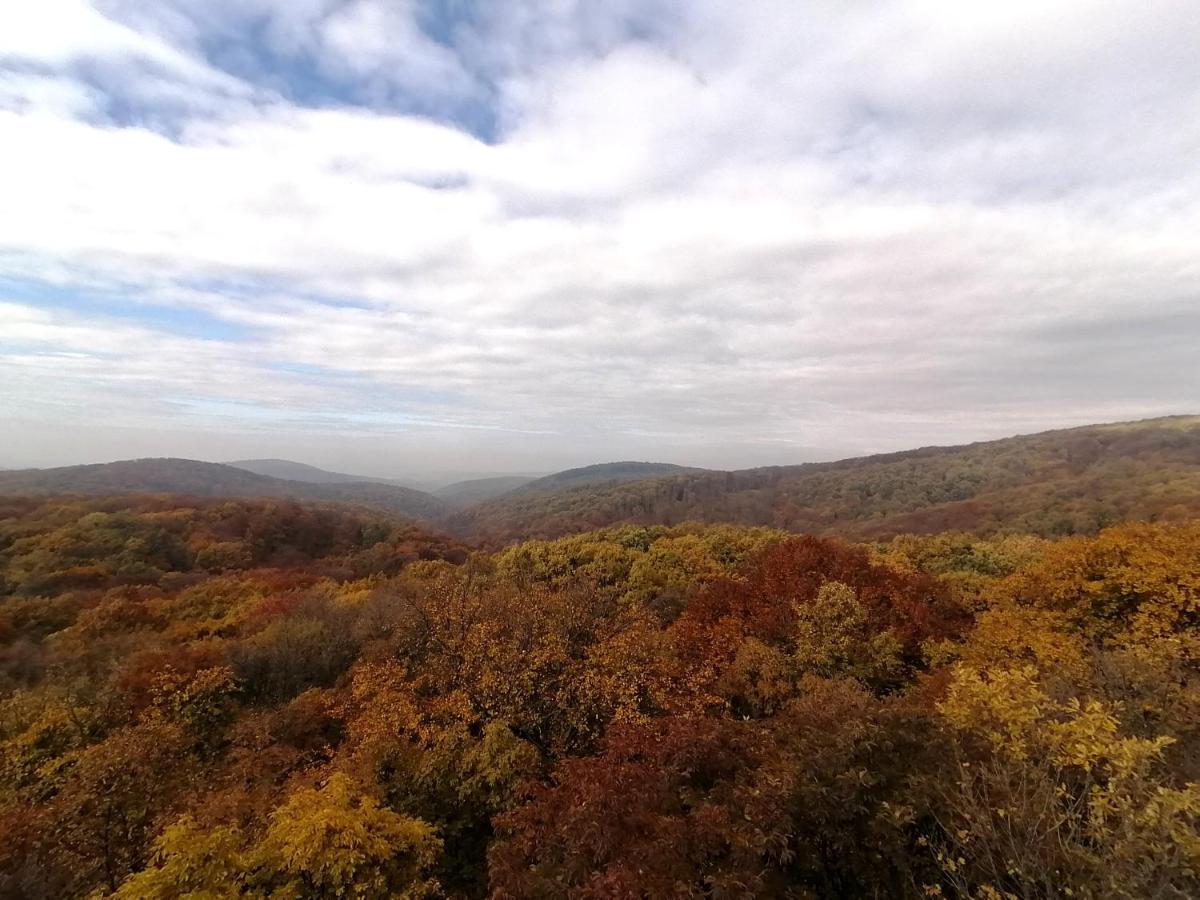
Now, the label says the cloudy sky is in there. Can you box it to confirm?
[1,1,1197,479]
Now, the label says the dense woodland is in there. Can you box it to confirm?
[6,418,1199,550]
[0,460,453,522]
[503,462,700,497]
[447,417,1200,544]
[1,487,1198,898]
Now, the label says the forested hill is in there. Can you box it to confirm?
[226,459,411,487]
[445,416,1200,544]
[510,461,702,495]
[5,417,1199,543]
[0,494,467,597]
[0,458,451,522]
[434,475,538,506]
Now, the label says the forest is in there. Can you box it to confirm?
[1,492,1198,898]
[5,0,1197,894]
[5,417,1199,550]
[446,416,1200,544]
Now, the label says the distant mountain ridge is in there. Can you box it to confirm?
[5,417,1199,545]
[444,416,1200,544]
[0,458,450,522]
[435,475,538,506]
[227,458,411,487]
[511,461,703,495]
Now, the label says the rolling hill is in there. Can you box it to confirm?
[6,417,1199,545]
[443,416,1200,544]
[0,458,451,522]
[510,461,702,495]
[226,458,410,486]
[434,475,538,506]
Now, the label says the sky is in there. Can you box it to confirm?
[1,1,1198,480]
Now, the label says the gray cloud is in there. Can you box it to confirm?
[0,1,1198,478]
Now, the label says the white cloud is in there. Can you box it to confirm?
[0,70,102,117]
[1,1,1198,473]
[319,0,477,102]
[0,0,251,95]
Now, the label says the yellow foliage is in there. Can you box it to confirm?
[935,664,1200,897]
[716,637,795,717]
[110,776,444,899]
[939,664,1169,772]
[1014,522,1200,657]
[255,773,441,899]
[343,660,425,748]
[929,604,1090,688]
[149,665,239,736]
[572,615,685,728]
[110,817,248,899]
[1,698,87,790]
[793,581,901,685]
[492,524,782,611]
[330,576,385,608]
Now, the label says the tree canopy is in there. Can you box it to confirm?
[1,496,1198,898]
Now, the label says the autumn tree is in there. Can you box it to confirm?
[932,665,1200,898]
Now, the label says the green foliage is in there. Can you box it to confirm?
[509,461,699,495]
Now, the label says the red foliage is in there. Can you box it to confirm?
[673,535,968,666]
[114,644,228,716]
[490,680,946,898]
[489,715,781,898]
[246,593,306,625]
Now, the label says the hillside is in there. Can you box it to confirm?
[434,475,537,506]
[0,494,466,596]
[0,458,451,522]
[6,418,1199,545]
[445,416,1200,544]
[226,458,410,487]
[430,462,698,512]
[296,480,451,521]
[511,461,702,495]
